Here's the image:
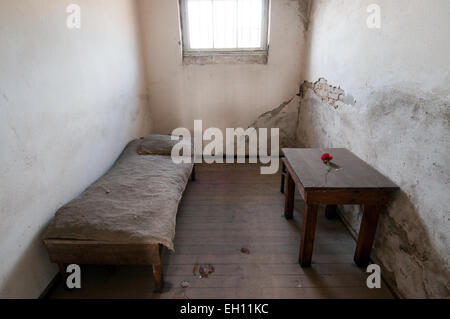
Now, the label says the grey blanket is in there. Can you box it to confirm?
[43,139,193,250]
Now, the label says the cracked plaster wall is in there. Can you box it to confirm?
[295,0,450,298]
[137,0,307,134]
[251,96,301,148]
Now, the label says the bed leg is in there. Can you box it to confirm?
[191,165,196,182]
[58,262,74,291]
[152,264,163,292]
[57,263,67,281]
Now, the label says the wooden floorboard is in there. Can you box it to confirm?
[47,163,393,299]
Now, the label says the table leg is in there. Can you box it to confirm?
[284,171,295,219]
[354,204,382,267]
[190,165,196,182]
[299,204,319,267]
[280,161,286,193]
[325,205,338,219]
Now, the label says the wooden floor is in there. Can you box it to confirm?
[48,163,394,299]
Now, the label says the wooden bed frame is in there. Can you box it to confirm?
[44,240,165,289]
[44,166,196,291]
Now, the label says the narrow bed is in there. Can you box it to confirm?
[43,135,194,289]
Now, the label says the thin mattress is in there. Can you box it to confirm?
[43,139,193,251]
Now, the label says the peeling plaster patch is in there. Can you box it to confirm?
[256,98,293,119]
[250,96,300,148]
[300,78,356,109]
[377,211,450,298]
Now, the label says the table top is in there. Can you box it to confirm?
[282,148,399,190]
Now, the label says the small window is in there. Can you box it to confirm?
[180,0,270,56]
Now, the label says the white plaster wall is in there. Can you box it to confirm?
[0,0,151,298]
[137,0,306,133]
[298,0,450,298]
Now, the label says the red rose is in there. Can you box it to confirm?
[321,153,333,163]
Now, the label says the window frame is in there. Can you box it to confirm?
[179,0,270,57]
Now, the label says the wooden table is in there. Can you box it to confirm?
[282,148,399,268]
